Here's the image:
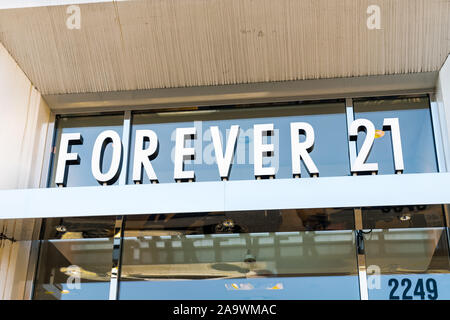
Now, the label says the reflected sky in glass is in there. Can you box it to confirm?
[354,97,437,174]
[33,238,113,300]
[50,115,123,187]
[119,276,360,300]
[128,102,350,184]
[368,274,450,300]
[49,97,438,187]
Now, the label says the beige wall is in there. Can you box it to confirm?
[0,42,51,299]
[0,0,448,95]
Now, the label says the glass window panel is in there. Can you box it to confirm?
[119,209,359,300]
[362,205,446,229]
[128,101,350,184]
[353,97,438,174]
[50,114,124,187]
[32,216,116,300]
[362,206,450,300]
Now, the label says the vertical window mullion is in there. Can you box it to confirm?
[345,98,357,175]
[108,111,131,300]
[119,111,132,185]
[109,216,125,300]
[354,208,369,300]
[347,98,369,300]
[429,93,447,173]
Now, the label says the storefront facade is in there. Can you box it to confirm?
[0,0,449,300]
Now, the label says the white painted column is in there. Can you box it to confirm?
[0,42,51,299]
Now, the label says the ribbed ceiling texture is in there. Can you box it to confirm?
[0,0,449,95]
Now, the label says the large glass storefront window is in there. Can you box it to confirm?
[33,216,116,300]
[47,96,439,187]
[31,205,450,300]
[118,209,360,300]
[128,101,350,183]
[362,205,450,300]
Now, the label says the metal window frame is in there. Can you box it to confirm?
[23,87,450,301]
[345,98,369,300]
[429,93,450,257]
[109,111,130,299]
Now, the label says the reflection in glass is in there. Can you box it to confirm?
[364,228,449,274]
[33,216,115,300]
[362,206,450,300]
[119,209,359,299]
[353,97,437,174]
[362,205,446,229]
[50,114,124,187]
[129,101,350,184]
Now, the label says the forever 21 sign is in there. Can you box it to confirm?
[54,118,404,186]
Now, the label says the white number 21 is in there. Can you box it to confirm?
[349,118,404,174]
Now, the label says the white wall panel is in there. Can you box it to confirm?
[0,173,449,220]
[0,43,51,300]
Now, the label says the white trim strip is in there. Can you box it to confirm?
[0,173,449,219]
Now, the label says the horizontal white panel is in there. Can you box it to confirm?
[0,173,449,219]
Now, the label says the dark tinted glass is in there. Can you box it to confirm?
[362,205,446,229]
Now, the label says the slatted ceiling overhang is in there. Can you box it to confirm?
[0,0,448,96]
